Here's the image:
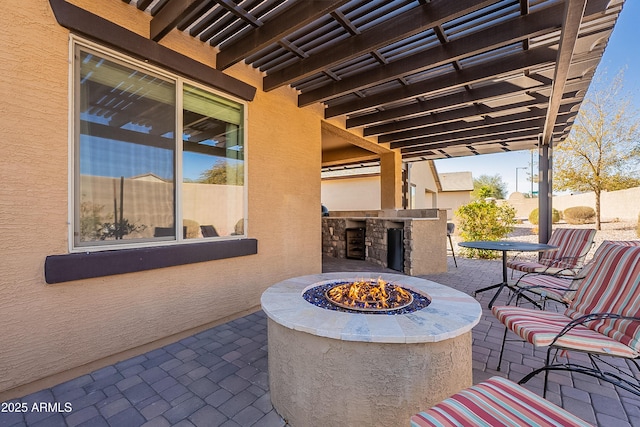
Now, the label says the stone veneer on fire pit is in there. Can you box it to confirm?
[261,272,481,427]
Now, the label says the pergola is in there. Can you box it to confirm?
[53,0,624,241]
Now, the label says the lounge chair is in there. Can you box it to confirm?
[507,228,596,278]
[493,242,640,397]
[511,240,640,309]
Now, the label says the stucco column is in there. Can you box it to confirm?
[380,151,402,210]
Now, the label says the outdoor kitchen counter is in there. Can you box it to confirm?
[261,272,482,427]
[322,214,448,275]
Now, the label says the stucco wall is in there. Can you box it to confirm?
[439,192,472,220]
[321,161,441,211]
[409,161,439,209]
[506,187,640,221]
[321,176,381,211]
[0,0,322,395]
[268,319,473,426]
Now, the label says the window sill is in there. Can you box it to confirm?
[44,239,258,284]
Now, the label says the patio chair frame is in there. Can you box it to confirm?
[517,312,640,398]
[508,274,580,309]
[509,240,640,310]
[494,242,640,398]
[508,228,596,280]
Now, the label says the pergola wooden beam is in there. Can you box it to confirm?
[379,103,577,144]
[325,45,558,118]
[346,81,533,129]
[216,0,351,71]
[213,0,261,27]
[364,94,583,137]
[321,121,392,155]
[151,0,209,41]
[262,0,496,91]
[390,113,574,150]
[298,2,564,107]
[541,0,588,146]
[392,120,546,150]
[399,124,568,156]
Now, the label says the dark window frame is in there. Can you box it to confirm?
[45,239,258,284]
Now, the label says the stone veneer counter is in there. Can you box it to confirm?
[321,216,448,275]
[261,272,482,427]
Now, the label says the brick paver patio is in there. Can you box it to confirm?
[2,255,639,426]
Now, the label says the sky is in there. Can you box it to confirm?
[433,1,640,198]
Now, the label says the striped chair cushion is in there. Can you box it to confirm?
[565,242,640,353]
[541,228,595,267]
[516,274,574,303]
[492,306,639,358]
[562,240,640,302]
[507,228,596,275]
[410,376,592,427]
[506,259,578,275]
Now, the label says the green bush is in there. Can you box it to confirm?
[528,208,561,225]
[563,206,596,224]
[455,200,516,259]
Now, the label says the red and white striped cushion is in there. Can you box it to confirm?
[493,242,640,358]
[410,376,592,427]
[492,306,639,358]
[541,228,596,268]
[507,259,578,275]
[507,228,596,275]
[565,242,640,353]
[562,240,640,302]
[516,274,574,303]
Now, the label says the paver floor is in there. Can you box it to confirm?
[2,255,639,426]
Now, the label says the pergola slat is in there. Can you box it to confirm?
[363,95,582,137]
[399,124,568,155]
[390,113,574,150]
[379,103,577,144]
[324,45,558,118]
[151,0,209,41]
[298,2,564,107]
[262,0,497,91]
[216,0,351,70]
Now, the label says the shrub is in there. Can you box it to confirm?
[563,206,596,224]
[455,200,516,259]
[528,208,561,225]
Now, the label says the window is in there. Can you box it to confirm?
[72,39,246,250]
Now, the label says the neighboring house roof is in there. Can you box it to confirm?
[438,172,474,192]
[130,173,169,183]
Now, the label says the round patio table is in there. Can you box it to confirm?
[458,240,558,308]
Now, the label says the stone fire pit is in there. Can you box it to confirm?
[261,272,481,426]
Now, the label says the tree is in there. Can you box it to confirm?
[554,70,640,230]
[199,161,244,185]
[471,174,508,200]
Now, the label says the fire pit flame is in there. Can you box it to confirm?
[325,278,413,312]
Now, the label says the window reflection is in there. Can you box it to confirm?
[73,43,246,249]
[76,49,175,246]
[182,84,244,239]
